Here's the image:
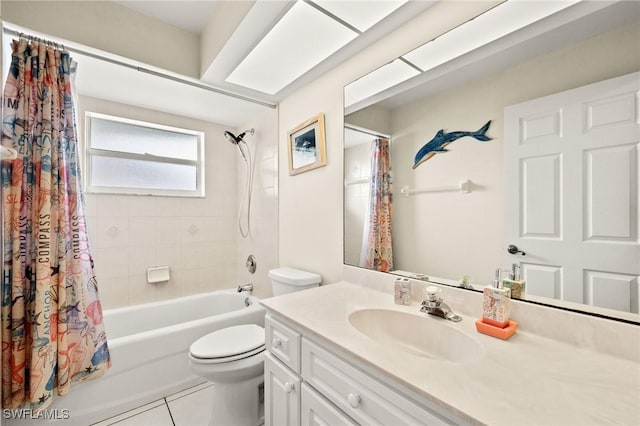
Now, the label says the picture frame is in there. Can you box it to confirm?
[288,113,327,175]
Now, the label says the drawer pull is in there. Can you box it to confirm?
[284,382,295,394]
[347,393,361,408]
[272,338,282,348]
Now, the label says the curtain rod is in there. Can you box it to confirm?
[344,123,391,140]
[2,27,278,110]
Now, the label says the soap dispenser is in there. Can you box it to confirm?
[502,264,526,299]
[475,267,518,340]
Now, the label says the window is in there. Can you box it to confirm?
[85,112,205,197]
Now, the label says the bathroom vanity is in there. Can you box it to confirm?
[264,314,455,425]
[261,281,640,425]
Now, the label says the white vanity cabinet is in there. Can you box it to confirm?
[264,314,456,426]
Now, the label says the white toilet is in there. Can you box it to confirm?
[188,267,321,426]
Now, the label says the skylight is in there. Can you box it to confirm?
[313,0,408,32]
[403,0,581,71]
[344,59,420,108]
[226,1,358,95]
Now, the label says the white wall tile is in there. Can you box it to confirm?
[127,196,157,217]
[98,277,129,309]
[156,217,182,245]
[128,275,157,306]
[96,195,130,217]
[129,217,158,246]
[94,217,129,249]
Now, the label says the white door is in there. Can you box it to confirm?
[504,72,639,314]
[264,352,301,426]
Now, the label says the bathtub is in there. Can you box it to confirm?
[42,290,265,425]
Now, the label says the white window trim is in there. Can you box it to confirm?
[84,112,205,197]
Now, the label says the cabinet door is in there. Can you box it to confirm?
[265,352,301,426]
[301,383,357,426]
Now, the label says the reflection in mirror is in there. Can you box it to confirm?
[343,1,640,323]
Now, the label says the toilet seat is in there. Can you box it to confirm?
[189,324,265,364]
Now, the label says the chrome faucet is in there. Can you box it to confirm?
[237,283,253,293]
[420,286,462,322]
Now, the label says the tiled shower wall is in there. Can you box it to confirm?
[236,108,279,300]
[80,96,238,309]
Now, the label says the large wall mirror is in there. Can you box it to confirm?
[343,1,639,323]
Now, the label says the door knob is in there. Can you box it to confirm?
[507,244,525,256]
[284,382,295,394]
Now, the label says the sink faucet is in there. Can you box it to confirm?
[420,286,462,322]
[237,283,253,293]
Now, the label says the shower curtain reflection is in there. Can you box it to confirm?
[359,138,393,272]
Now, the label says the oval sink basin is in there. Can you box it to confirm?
[348,309,484,363]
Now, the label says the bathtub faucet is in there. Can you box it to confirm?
[237,283,253,293]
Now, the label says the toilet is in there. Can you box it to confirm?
[188,267,321,426]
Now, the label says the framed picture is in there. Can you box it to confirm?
[288,113,327,175]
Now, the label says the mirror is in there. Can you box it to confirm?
[343,1,640,323]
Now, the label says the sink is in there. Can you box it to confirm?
[348,309,484,363]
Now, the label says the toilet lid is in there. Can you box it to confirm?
[190,324,265,359]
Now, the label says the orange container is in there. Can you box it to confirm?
[475,319,518,340]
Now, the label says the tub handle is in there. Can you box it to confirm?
[271,338,282,348]
[284,382,295,394]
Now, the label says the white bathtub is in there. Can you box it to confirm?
[41,290,265,425]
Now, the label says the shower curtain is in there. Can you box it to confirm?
[1,39,110,410]
[360,138,393,272]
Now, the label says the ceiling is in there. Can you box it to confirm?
[114,1,218,34]
[6,1,434,126]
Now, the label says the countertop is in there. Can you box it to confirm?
[260,282,640,426]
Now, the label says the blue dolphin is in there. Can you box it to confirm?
[413,120,492,169]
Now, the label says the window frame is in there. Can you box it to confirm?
[84,112,205,197]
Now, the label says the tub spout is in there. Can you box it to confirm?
[237,283,253,293]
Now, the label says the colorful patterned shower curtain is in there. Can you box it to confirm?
[1,39,110,410]
[360,138,393,272]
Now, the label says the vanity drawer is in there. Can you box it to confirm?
[266,315,301,373]
[302,338,452,426]
[302,383,357,426]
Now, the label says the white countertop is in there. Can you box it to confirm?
[261,282,640,426]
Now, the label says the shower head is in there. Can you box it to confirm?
[224,128,255,145]
[224,131,241,145]
[224,128,255,161]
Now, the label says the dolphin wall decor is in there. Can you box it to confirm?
[413,120,492,169]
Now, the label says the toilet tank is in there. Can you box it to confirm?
[268,267,321,296]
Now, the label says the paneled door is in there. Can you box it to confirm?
[504,72,639,314]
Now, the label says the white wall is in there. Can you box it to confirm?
[2,1,200,78]
[277,1,501,284]
[79,96,238,309]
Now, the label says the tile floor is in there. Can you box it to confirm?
[92,382,214,426]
